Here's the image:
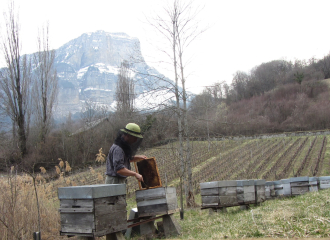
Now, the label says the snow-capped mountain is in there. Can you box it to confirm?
[54,30,171,118]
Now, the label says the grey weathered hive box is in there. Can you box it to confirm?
[265,181,275,200]
[219,180,238,207]
[135,187,178,217]
[290,176,309,196]
[319,176,330,190]
[236,180,255,205]
[200,181,219,208]
[274,179,291,197]
[309,177,319,192]
[58,184,127,237]
[254,179,266,203]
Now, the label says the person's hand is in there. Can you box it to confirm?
[135,173,143,182]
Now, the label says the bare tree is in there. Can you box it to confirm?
[33,23,58,143]
[148,0,205,212]
[115,60,135,120]
[0,1,32,156]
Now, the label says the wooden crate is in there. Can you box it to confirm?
[135,187,178,217]
[290,176,309,196]
[58,184,127,237]
[134,157,162,190]
[319,176,330,190]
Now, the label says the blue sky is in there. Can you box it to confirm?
[1,0,330,94]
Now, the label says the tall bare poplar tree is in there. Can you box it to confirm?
[33,24,58,143]
[115,60,135,119]
[0,1,31,156]
[148,0,205,212]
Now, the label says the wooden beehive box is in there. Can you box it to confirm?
[219,180,238,207]
[200,181,219,208]
[135,187,178,217]
[265,181,276,200]
[237,180,255,205]
[309,177,319,192]
[274,179,291,197]
[134,157,162,190]
[290,176,309,196]
[319,176,330,190]
[254,179,266,203]
[58,184,127,237]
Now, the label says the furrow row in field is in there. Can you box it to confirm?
[295,136,318,176]
[249,138,295,179]
[261,137,302,180]
[277,137,309,180]
[233,139,277,180]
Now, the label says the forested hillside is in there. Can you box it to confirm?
[189,55,330,137]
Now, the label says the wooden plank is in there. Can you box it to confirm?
[59,208,93,213]
[60,213,94,234]
[60,199,94,208]
[218,180,236,187]
[135,188,166,202]
[200,181,219,189]
[291,182,309,187]
[137,198,167,207]
[202,196,219,205]
[291,186,309,196]
[138,204,168,217]
[201,188,218,196]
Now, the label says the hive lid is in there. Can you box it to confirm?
[58,184,126,199]
[265,181,275,186]
[290,176,309,182]
[237,179,255,186]
[319,176,330,181]
[254,179,266,185]
[309,177,319,181]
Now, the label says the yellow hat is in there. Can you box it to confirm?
[120,123,143,138]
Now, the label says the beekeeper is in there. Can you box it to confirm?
[105,123,147,184]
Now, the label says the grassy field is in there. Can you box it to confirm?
[1,135,330,239]
[126,189,330,239]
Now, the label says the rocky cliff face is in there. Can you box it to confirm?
[54,30,167,118]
